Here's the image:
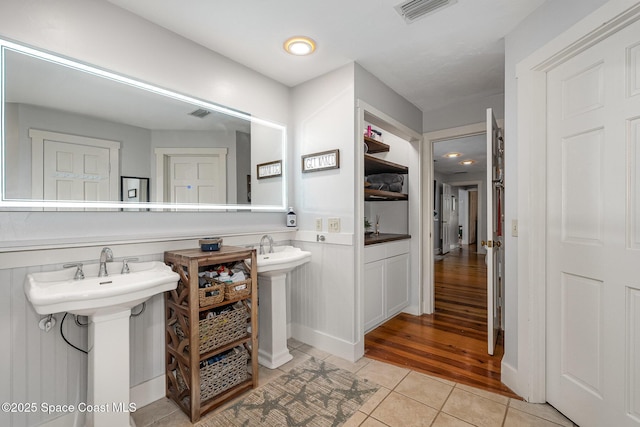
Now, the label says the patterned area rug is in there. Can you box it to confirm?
[203,357,379,426]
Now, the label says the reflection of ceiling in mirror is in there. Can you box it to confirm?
[4,49,251,133]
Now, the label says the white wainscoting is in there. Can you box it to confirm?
[288,236,359,362]
[0,230,293,427]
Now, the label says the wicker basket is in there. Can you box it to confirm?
[176,347,249,402]
[176,303,249,354]
[223,279,251,300]
[198,280,224,307]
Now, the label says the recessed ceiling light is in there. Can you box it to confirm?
[459,159,476,165]
[283,36,316,56]
[443,152,461,158]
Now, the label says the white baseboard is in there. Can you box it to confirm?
[130,375,165,409]
[403,304,421,316]
[290,323,362,362]
[500,360,530,402]
[39,413,80,427]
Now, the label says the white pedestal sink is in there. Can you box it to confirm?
[25,261,179,427]
[247,246,311,369]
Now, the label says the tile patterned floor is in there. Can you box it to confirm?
[132,339,577,427]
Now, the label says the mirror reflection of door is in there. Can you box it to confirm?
[29,129,120,208]
[154,148,227,204]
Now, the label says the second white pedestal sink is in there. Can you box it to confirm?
[25,260,179,427]
[247,245,311,369]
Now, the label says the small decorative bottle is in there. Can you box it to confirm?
[286,207,297,227]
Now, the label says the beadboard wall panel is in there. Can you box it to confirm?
[289,239,357,361]
[0,231,294,427]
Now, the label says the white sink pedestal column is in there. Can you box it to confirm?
[87,310,136,427]
[257,273,293,369]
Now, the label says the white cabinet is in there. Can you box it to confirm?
[385,253,410,317]
[364,240,410,332]
[364,260,385,332]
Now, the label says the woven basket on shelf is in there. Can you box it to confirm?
[175,303,249,354]
[222,279,251,300]
[198,280,224,307]
[176,347,249,401]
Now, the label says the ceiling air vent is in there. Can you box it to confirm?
[395,0,457,24]
[188,108,211,119]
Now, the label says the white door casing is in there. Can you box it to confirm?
[515,0,640,410]
[484,108,504,356]
[545,15,640,427]
[424,121,499,315]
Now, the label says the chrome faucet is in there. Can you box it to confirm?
[259,235,274,255]
[98,247,113,277]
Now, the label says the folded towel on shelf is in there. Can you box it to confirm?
[365,173,404,192]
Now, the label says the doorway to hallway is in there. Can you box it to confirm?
[365,243,515,397]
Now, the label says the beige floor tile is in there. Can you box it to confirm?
[508,400,573,427]
[421,372,456,387]
[325,354,371,373]
[131,398,179,427]
[257,364,283,385]
[442,388,507,427]
[344,410,368,427]
[356,359,410,389]
[361,417,389,427]
[359,387,392,415]
[456,383,510,405]
[148,409,192,427]
[370,391,438,427]
[287,337,304,349]
[395,370,454,410]
[298,343,332,360]
[277,348,311,372]
[504,407,566,426]
[432,412,476,427]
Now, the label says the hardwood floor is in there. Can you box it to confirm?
[364,244,519,399]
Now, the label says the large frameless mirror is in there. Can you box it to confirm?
[0,39,287,211]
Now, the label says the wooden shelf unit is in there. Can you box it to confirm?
[164,246,258,422]
[364,188,409,201]
[364,136,390,154]
[364,146,409,201]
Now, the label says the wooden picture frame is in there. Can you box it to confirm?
[256,160,282,179]
[301,149,340,173]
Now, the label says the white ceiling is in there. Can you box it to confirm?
[106,0,546,116]
[433,134,486,176]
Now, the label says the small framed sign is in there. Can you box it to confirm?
[257,160,282,179]
[302,149,340,173]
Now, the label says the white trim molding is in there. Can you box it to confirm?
[514,0,640,403]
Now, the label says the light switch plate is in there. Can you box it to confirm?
[315,218,323,232]
[328,218,340,233]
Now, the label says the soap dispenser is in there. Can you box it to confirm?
[286,207,297,227]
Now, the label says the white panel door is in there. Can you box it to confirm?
[485,108,503,356]
[441,183,451,254]
[43,140,110,202]
[546,17,640,427]
[168,155,226,204]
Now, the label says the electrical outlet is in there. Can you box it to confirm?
[328,218,340,233]
[511,220,518,237]
[315,218,323,232]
